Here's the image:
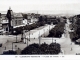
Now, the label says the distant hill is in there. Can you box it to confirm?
[0,10,80,17]
[23,10,80,16]
[0,11,7,14]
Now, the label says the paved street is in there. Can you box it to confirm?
[0,24,55,54]
[0,19,80,55]
[59,19,80,55]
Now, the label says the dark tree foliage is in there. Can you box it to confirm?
[49,43,61,54]
[38,16,43,22]
[0,44,2,47]
[76,19,80,25]
[21,43,41,54]
[11,22,45,35]
[2,50,17,55]
[77,14,80,18]
[0,13,1,17]
[22,14,27,19]
[21,43,61,55]
[48,22,65,38]
[39,43,49,54]
[69,15,80,44]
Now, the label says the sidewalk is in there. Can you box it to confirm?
[0,25,55,54]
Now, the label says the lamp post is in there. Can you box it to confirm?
[55,40,56,43]
[29,30,30,41]
[39,31,41,46]
[49,25,50,32]
[23,30,26,44]
[21,27,24,42]
[27,38,28,46]
[71,42,72,51]
[24,30,28,44]
[44,29,45,37]
[27,23,30,41]
[52,37,53,43]
[14,31,17,43]
[12,42,13,51]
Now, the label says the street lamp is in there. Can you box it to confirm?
[55,40,56,43]
[27,23,30,41]
[44,29,45,37]
[49,25,50,32]
[21,27,25,42]
[14,31,17,43]
[52,37,53,43]
[23,30,29,46]
[12,42,13,51]
[70,42,72,51]
[27,37,28,46]
[71,47,72,51]
[24,34,29,46]
[29,30,30,41]
[39,31,41,46]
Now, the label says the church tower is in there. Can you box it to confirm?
[6,7,14,32]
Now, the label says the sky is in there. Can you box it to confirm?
[0,0,80,14]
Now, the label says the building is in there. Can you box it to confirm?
[1,7,27,34]
[27,13,39,23]
[1,17,9,33]
[0,12,9,34]
[0,7,40,34]
[11,13,23,27]
[47,16,58,24]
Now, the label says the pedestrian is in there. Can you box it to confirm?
[34,37,35,39]
[16,48,21,55]
[15,45,17,50]
[7,40,9,42]
[71,43,72,45]
[5,47,6,50]
[71,47,72,51]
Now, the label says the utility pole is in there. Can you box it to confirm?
[44,29,45,37]
[29,30,30,41]
[27,38,28,46]
[12,42,13,51]
[52,37,53,43]
[21,27,24,42]
[39,31,41,46]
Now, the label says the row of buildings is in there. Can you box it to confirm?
[0,7,39,34]
[0,7,67,35]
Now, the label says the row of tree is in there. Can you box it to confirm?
[69,15,80,44]
[21,43,61,55]
[11,21,46,35]
[48,22,65,38]
[2,43,61,55]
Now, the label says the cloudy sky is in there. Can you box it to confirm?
[0,0,80,14]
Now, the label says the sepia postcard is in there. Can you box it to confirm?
[0,0,80,60]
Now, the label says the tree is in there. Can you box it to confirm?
[48,22,65,37]
[22,14,27,19]
[0,13,1,17]
[40,43,49,54]
[21,43,41,54]
[38,16,43,22]
[3,50,17,55]
[49,43,61,54]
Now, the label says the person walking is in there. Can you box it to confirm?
[16,48,21,55]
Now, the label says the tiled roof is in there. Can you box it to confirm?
[13,13,23,18]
